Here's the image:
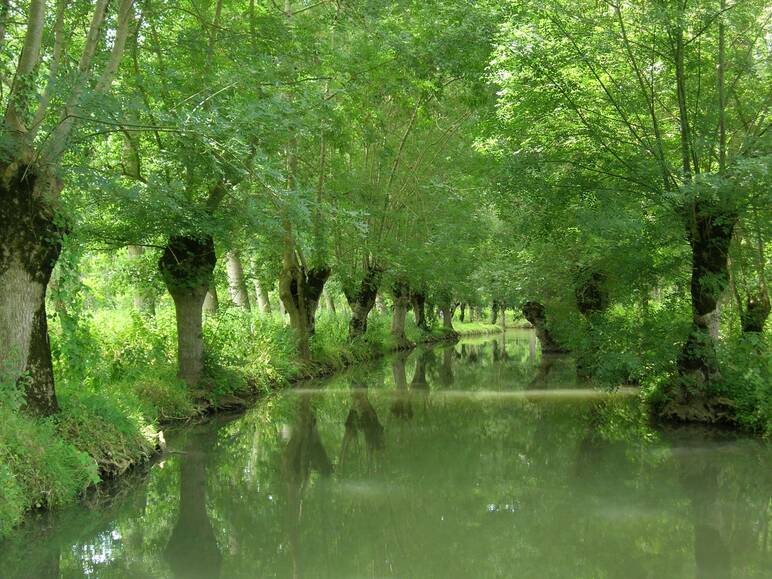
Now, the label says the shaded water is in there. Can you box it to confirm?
[1,330,770,578]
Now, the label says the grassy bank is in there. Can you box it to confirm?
[0,310,501,539]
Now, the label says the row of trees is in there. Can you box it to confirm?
[486,0,770,419]
[1,0,510,416]
[1,0,768,424]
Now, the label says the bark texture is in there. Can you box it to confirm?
[390,280,413,350]
[159,235,216,387]
[677,206,736,381]
[574,268,609,379]
[666,202,737,422]
[253,279,272,314]
[203,285,219,316]
[0,165,61,415]
[411,291,429,332]
[440,300,458,337]
[739,289,770,333]
[225,251,251,310]
[345,264,382,340]
[279,258,330,360]
[521,301,565,353]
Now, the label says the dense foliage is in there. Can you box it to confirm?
[0,0,769,539]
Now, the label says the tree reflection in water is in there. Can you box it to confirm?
[283,394,332,579]
[164,424,223,579]
[2,332,770,578]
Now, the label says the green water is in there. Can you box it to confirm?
[1,331,770,578]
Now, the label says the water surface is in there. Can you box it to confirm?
[2,330,770,578]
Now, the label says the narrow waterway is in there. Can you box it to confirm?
[1,330,770,578]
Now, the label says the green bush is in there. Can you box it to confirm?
[0,406,99,537]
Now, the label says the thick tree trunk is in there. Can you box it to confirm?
[127,245,155,316]
[522,301,565,353]
[666,203,737,422]
[677,206,735,384]
[459,303,466,322]
[490,301,499,325]
[440,301,457,335]
[225,251,251,311]
[279,291,287,318]
[574,268,609,379]
[279,259,330,361]
[739,289,770,333]
[345,265,382,341]
[159,235,216,387]
[0,170,61,415]
[253,279,272,314]
[411,291,429,332]
[203,285,218,316]
[390,281,413,350]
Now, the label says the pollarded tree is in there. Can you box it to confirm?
[490,0,770,418]
[0,0,135,414]
[77,0,288,385]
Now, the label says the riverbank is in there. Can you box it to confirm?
[0,313,503,539]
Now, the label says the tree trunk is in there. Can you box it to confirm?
[739,289,770,333]
[203,285,218,316]
[390,280,413,350]
[522,301,565,353]
[0,170,61,416]
[279,257,330,361]
[459,303,466,322]
[574,268,609,379]
[159,235,216,387]
[440,301,456,334]
[411,291,429,332]
[225,251,251,311]
[127,245,155,316]
[253,279,272,314]
[345,264,382,340]
[666,202,737,421]
[490,301,499,325]
[677,204,735,384]
[279,288,287,318]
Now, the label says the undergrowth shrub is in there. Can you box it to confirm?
[0,406,99,535]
